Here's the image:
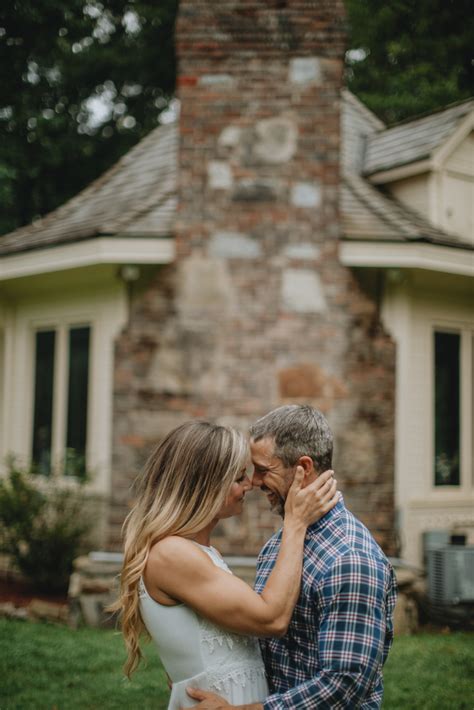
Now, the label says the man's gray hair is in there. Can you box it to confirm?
[249,404,333,472]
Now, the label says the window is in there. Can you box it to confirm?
[433,327,473,489]
[65,327,90,477]
[434,331,460,486]
[32,330,56,475]
[31,324,91,477]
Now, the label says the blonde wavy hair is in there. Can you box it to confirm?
[110,420,249,677]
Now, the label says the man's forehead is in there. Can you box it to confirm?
[250,436,278,461]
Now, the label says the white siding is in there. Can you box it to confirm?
[445,130,474,176]
[388,173,430,222]
[0,268,127,496]
[382,270,474,565]
[441,173,473,242]
[385,133,474,245]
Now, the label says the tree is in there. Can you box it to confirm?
[345,0,474,124]
[2,2,473,235]
[0,1,178,235]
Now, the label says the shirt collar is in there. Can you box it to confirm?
[306,495,345,536]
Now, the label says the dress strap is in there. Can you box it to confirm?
[138,577,149,599]
[191,541,232,574]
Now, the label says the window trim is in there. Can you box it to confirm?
[31,328,56,475]
[29,316,93,478]
[429,321,473,496]
[0,279,127,495]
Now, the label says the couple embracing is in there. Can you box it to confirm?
[113,405,397,709]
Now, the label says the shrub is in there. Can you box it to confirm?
[0,462,92,593]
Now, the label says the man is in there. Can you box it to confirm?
[187,404,397,709]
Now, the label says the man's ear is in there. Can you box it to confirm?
[297,456,316,482]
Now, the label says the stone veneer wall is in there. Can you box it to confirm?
[108,0,397,556]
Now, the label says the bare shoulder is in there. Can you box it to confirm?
[146,537,220,603]
[148,536,211,569]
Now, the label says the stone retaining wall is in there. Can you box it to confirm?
[64,553,422,635]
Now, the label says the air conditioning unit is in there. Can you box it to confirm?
[427,545,474,605]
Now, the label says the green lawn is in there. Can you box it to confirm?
[1,619,473,709]
[383,631,474,709]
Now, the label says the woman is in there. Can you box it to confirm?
[113,420,337,708]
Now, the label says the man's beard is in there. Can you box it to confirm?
[264,489,285,517]
[275,497,285,517]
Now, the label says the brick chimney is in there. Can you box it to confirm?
[176,0,346,257]
[111,1,396,555]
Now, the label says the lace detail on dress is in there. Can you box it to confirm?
[138,577,148,599]
[196,543,263,660]
[198,612,266,697]
[199,613,267,696]
[199,616,258,653]
[207,662,267,695]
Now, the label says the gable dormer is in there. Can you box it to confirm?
[363,100,474,245]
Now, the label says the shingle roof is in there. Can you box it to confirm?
[341,93,473,250]
[1,93,471,259]
[341,173,469,248]
[340,89,385,175]
[0,122,178,256]
[364,99,474,176]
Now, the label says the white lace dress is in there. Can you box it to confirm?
[139,543,268,709]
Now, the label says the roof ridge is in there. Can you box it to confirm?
[362,99,474,176]
[342,89,386,130]
[384,96,474,130]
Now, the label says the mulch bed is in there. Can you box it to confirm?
[0,576,68,608]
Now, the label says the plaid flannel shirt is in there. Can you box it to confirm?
[255,498,397,710]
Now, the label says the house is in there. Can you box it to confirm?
[0,0,472,566]
[0,125,178,544]
[341,91,474,565]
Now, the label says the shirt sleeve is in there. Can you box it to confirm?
[263,552,392,710]
[255,533,281,595]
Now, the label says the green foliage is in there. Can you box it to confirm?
[1,2,472,234]
[345,0,474,123]
[63,447,88,479]
[0,463,92,593]
[0,1,178,235]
